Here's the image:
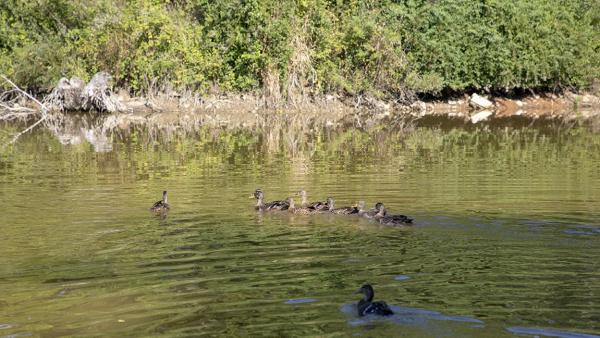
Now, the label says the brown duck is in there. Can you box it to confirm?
[287,197,318,215]
[252,189,289,211]
[327,197,359,215]
[150,191,170,212]
[298,190,328,210]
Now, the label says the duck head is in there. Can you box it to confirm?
[375,202,386,216]
[357,284,375,302]
[251,189,264,200]
[251,189,264,207]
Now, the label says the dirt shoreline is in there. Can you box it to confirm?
[2,89,600,132]
[102,91,600,130]
[2,89,599,151]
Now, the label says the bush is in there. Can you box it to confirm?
[400,0,600,92]
[1,0,598,96]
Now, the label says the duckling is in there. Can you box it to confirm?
[252,189,289,211]
[357,201,382,218]
[356,284,394,317]
[327,197,359,215]
[298,190,328,210]
[150,191,170,212]
[356,201,367,216]
[287,197,318,215]
[374,203,413,225]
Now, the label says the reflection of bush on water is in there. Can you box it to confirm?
[2,71,600,152]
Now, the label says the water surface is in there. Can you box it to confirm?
[1,122,599,337]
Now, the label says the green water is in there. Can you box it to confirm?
[1,122,600,337]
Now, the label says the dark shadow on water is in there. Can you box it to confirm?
[506,326,600,338]
[340,303,484,326]
[284,298,318,304]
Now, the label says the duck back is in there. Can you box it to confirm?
[265,200,290,210]
[331,206,358,215]
[358,299,394,316]
[379,214,413,225]
[150,200,169,212]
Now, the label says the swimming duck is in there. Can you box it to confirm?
[298,190,328,210]
[287,197,318,215]
[357,201,384,218]
[374,203,413,225]
[150,191,170,212]
[356,201,367,216]
[252,189,289,211]
[356,284,394,317]
[327,197,359,215]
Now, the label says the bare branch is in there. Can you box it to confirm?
[1,75,48,115]
[1,75,50,147]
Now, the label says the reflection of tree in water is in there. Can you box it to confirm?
[46,113,113,152]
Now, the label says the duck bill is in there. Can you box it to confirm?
[248,194,255,199]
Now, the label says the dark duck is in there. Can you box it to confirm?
[252,189,289,211]
[298,190,328,210]
[327,197,359,215]
[150,191,170,212]
[356,284,394,317]
[374,203,413,225]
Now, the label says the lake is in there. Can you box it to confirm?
[1,117,599,337]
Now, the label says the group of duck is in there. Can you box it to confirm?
[150,189,413,225]
[151,191,396,316]
[252,188,413,225]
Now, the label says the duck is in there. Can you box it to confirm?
[327,197,359,215]
[374,203,413,225]
[150,191,170,212]
[357,201,384,218]
[251,189,289,211]
[298,190,328,210]
[356,284,394,317]
[287,197,318,215]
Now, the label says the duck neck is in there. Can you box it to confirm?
[162,192,168,204]
[256,196,264,208]
[301,194,308,207]
[357,204,365,215]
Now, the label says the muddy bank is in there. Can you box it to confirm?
[57,90,600,131]
[2,77,600,138]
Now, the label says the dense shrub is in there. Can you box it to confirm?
[1,0,598,97]
[401,0,600,92]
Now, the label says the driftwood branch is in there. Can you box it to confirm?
[1,75,49,147]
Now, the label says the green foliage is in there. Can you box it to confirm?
[69,0,212,91]
[0,0,599,95]
[401,0,600,92]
